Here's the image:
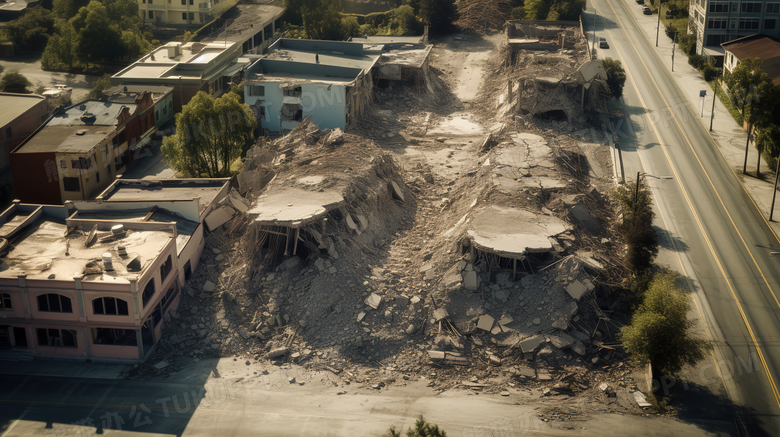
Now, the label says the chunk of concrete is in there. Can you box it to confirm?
[571,339,586,356]
[365,293,382,310]
[229,196,249,213]
[495,289,509,302]
[390,181,405,202]
[464,270,478,291]
[357,311,366,322]
[498,315,513,326]
[203,281,216,292]
[443,272,462,287]
[571,203,602,233]
[549,333,575,349]
[633,391,651,407]
[433,308,450,322]
[204,207,235,232]
[345,213,361,235]
[356,214,368,230]
[477,314,495,332]
[566,280,588,301]
[520,335,544,354]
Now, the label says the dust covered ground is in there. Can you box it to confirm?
[131,32,666,424]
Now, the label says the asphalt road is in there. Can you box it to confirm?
[0,55,94,102]
[0,374,733,436]
[588,0,780,434]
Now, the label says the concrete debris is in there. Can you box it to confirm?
[267,347,289,359]
[390,181,405,202]
[633,391,651,407]
[463,270,478,291]
[427,350,470,366]
[498,315,513,326]
[365,293,382,310]
[520,335,544,354]
[202,281,216,292]
[549,332,575,349]
[153,360,169,370]
[570,203,602,233]
[477,314,495,332]
[357,311,366,322]
[204,207,236,232]
[433,308,450,322]
[566,280,588,301]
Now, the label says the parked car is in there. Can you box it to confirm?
[599,37,609,48]
[42,84,72,98]
[643,6,652,14]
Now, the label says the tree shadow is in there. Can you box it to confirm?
[654,225,689,253]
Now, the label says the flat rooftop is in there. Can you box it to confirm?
[0,93,45,128]
[0,216,174,282]
[15,125,116,154]
[201,4,284,43]
[113,41,237,81]
[350,35,424,44]
[104,85,173,104]
[98,179,229,216]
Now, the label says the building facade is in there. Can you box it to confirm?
[138,0,223,25]
[0,178,231,362]
[0,93,49,170]
[690,0,780,57]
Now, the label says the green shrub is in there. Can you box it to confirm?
[688,54,705,69]
[701,64,716,81]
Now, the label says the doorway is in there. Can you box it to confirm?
[13,327,27,347]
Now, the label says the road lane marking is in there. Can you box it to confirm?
[595,0,780,409]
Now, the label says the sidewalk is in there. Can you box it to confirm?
[617,0,780,239]
[0,359,130,379]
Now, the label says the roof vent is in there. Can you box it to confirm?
[79,104,86,110]
[117,244,127,257]
[80,112,96,123]
[102,252,114,271]
[127,256,142,272]
[111,224,124,234]
[75,130,87,136]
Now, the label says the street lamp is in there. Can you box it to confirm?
[656,1,663,47]
[634,172,673,214]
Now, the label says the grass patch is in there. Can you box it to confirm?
[708,79,743,126]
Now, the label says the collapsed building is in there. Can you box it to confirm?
[500,20,612,122]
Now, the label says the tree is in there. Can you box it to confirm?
[523,0,585,20]
[161,91,256,178]
[725,58,773,176]
[101,0,140,31]
[419,0,458,35]
[0,71,32,94]
[86,74,112,99]
[620,271,711,376]
[613,178,658,273]
[70,1,124,64]
[302,0,345,40]
[41,20,78,70]
[53,0,91,20]
[4,6,55,51]
[757,124,780,172]
[602,57,626,98]
[384,416,447,437]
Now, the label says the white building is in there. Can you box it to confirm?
[244,39,378,133]
[689,0,780,59]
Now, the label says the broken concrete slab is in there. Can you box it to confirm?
[566,280,588,301]
[570,203,602,233]
[365,293,382,310]
[520,335,544,354]
[249,187,345,226]
[477,314,495,332]
[498,315,514,326]
[549,333,575,349]
[229,196,249,213]
[357,311,366,322]
[202,281,216,292]
[633,391,651,407]
[390,181,405,202]
[427,350,470,366]
[443,272,463,287]
[153,360,169,370]
[463,270,478,291]
[433,308,450,322]
[204,207,236,232]
[466,206,571,259]
[495,289,509,302]
[571,339,586,356]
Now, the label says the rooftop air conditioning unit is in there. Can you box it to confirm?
[167,43,181,58]
[102,252,114,271]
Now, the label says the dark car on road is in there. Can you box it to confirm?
[599,37,609,48]
[643,6,652,14]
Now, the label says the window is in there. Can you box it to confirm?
[149,11,154,19]
[741,2,762,12]
[152,305,163,326]
[115,154,126,171]
[249,85,265,96]
[181,0,185,4]
[92,328,137,346]
[112,130,126,147]
[189,12,194,20]
[739,18,760,29]
[59,160,66,169]
[63,177,80,192]
[37,328,77,348]
[71,157,92,169]
[0,293,11,310]
[92,297,129,316]
[163,106,167,116]
[37,294,73,313]
[160,255,173,282]
[95,170,100,184]
[182,12,187,20]
[709,2,729,12]
[142,280,156,308]
[767,19,777,29]
[281,104,303,122]
[160,285,178,311]
[283,86,302,97]
[189,0,193,4]
[768,3,780,13]
[6,127,11,139]
[730,19,737,29]
[708,18,728,29]
[731,2,738,11]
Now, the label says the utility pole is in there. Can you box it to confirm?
[592,8,597,53]
[771,157,780,221]
[743,122,753,175]
[634,172,641,216]
[710,69,718,131]
[656,2,662,47]
[671,32,676,71]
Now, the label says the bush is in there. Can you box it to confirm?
[602,57,627,98]
[384,415,447,437]
[701,64,716,81]
[620,271,711,376]
[613,178,658,273]
[677,31,696,56]
[0,71,32,93]
[688,53,705,70]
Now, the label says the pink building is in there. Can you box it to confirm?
[0,178,230,362]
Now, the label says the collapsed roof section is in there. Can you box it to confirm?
[466,205,570,258]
